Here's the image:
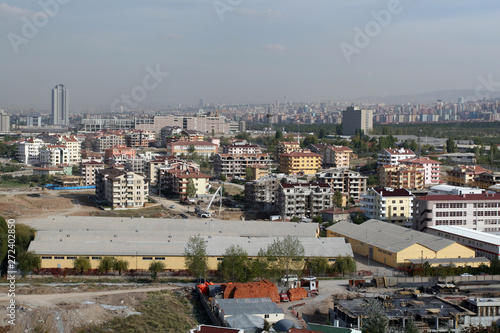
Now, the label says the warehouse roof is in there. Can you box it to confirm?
[28,235,352,257]
[427,226,500,246]
[29,216,319,238]
[327,220,457,253]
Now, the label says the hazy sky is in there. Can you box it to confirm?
[1,0,500,110]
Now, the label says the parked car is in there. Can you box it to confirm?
[169,205,175,209]
[302,276,317,281]
[460,273,473,276]
[280,274,298,283]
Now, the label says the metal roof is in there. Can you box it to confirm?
[28,235,352,257]
[427,226,500,246]
[327,219,457,253]
[29,216,318,238]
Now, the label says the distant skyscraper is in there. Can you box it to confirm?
[51,84,69,126]
[0,110,10,133]
[199,98,203,107]
[342,106,373,136]
[458,96,464,104]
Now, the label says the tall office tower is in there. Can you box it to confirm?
[342,106,373,136]
[51,84,69,126]
[0,110,10,133]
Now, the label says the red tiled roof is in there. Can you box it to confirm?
[194,325,242,333]
[332,146,353,152]
[81,161,105,165]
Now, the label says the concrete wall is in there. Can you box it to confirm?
[386,274,500,286]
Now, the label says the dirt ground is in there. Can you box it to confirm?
[0,284,179,333]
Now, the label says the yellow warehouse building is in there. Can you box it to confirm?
[326,219,489,269]
[28,216,353,271]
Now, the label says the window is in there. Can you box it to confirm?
[42,256,52,259]
[142,257,153,260]
[67,256,76,260]
[92,257,102,260]
[54,256,64,259]
[155,257,165,260]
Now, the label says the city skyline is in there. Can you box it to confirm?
[1,1,500,109]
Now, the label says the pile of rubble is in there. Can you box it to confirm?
[222,280,280,303]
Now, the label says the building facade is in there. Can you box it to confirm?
[275,141,300,163]
[342,107,373,137]
[401,157,441,186]
[316,168,367,199]
[378,148,416,166]
[214,153,271,180]
[278,150,322,175]
[80,161,104,185]
[413,192,500,232]
[361,188,414,226]
[96,168,149,208]
[51,84,69,126]
[279,183,333,219]
[166,141,218,157]
[378,164,425,190]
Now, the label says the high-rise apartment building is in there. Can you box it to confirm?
[52,84,69,126]
[342,106,373,136]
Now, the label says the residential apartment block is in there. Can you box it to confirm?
[214,153,271,180]
[279,182,334,219]
[275,141,300,162]
[51,135,81,165]
[223,142,262,155]
[278,150,322,176]
[80,161,105,185]
[104,146,136,164]
[16,138,45,165]
[166,141,218,158]
[39,145,70,166]
[309,144,352,168]
[400,157,441,186]
[316,168,367,199]
[361,187,414,226]
[92,134,126,152]
[446,165,491,187]
[96,168,149,209]
[378,164,425,190]
[378,148,416,166]
[244,174,303,213]
[125,130,155,149]
[413,192,500,232]
[157,164,210,200]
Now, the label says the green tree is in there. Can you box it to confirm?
[333,256,356,277]
[362,299,388,333]
[404,318,419,333]
[72,165,80,175]
[113,259,130,275]
[305,257,329,277]
[334,191,343,208]
[220,174,227,181]
[17,251,41,276]
[275,130,283,141]
[184,235,208,278]
[266,235,305,280]
[186,179,197,198]
[302,135,318,147]
[218,245,250,282]
[0,217,8,265]
[446,137,457,153]
[249,249,270,280]
[149,261,165,280]
[98,256,115,274]
[318,128,326,139]
[15,224,36,252]
[73,257,91,275]
[188,145,196,154]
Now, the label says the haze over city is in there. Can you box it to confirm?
[1,0,500,109]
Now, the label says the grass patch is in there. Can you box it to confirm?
[75,290,199,333]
